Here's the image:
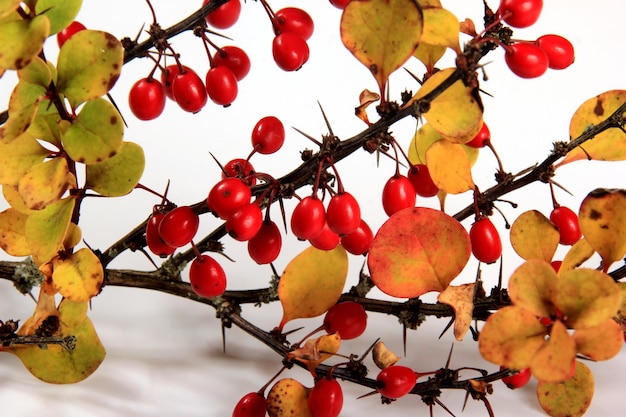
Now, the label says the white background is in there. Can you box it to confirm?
[1,0,625,416]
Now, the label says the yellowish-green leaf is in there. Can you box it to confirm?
[578,188,626,269]
[62,98,124,164]
[25,197,74,266]
[559,238,594,274]
[425,139,474,194]
[0,207,29,256]
[510,210,560,262]
[63,222,82,251]
[531,320,577,383]
[413,43,446,72]
[18,157,76,210]
[340,0,423,94]
[28,104,68,149]
[0,13,49,70]
[537,361,594,417]
[409,122,442,165]
[559,90,626,165]
[554,268,621,329]
[367,207,471,298]
[52,248,104,302]
[0,131,49,186]
[0,0,21,19]
[437,283,475,341]
[0,80,47,143]
[58,298,88,328]
[478,305,546,370]
[3,184,32,214]
[56,29,123,105]
[86,142,145,196]
[508,259,558,319]
[278,245,348,329]
[573,319,623,361]
[421,8,460,54]
[17,56,52,86]
[35,0,82,35]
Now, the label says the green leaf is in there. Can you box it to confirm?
[56,29,123,106]
[340,0,423,95]
[0,13,49,70]
[18,157,76,210]
[25,197,74,266]
[510,210,560,262]
[537,361,594,417]
[508,259,557,319]
[28,103,68,149]
[35,0,82,35]
[0,207,30,256]
[0,79,47,143]
[425,139,474,194]
[0,131,49,186]
[367,207,471,297]
[52,248,104,302]
[62,98,124,164]
[86,142,145,196]
[17,55,52,86]
[0,0,21,19]
[278,245,348,330]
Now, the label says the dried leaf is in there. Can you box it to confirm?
[372,341,400,369]
[437,283,476,341]
[287,333,341,374]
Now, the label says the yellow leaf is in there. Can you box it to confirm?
[267,378,312,417]
[0,131,49,186]
[52,248,104,302]
[0,79,46,143]
[18,157,76,210]
[559,238,594,274]
[287,333,341,374]
[0,13,49,70]
[408,122,442,165]
[510,210,560,262]
[437,283,475,341]
[278,245,348,329]
[531,320,576,383]
[508,260,557,320]
[340,0,423,94]
[537,361,594,417]
[421,8,460,54]
[413,43,446,72]
[573,319,623,361]
[0,207,29,256]
[578,188,626,269]
[25,197,74,266]
[425,139,474,194]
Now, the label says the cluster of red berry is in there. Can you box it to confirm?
[266,6,314,71]
[381,162,440,218]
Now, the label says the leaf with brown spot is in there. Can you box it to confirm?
[25,197,74,266]
[531,320,577,383]
[52,248,104,303]
[18,157,76,210]
[267,378,312,417]
[0,13,49,71]
[437,283,475,340]
[0,207,29,256]
[0,79,47,143]
[510,210,560,262]
[537,361,594,417]
[86,142,145,197]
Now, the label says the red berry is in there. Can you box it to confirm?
[232,392,266,417]
[550,206,582,245]
[57,21,87,48]
[551,260,562,273]
[505,42,549,79]
[222,158,256,186]
[340,219,373,255]
[189,254,226,298]
[407,164,438,198]
[206,66,238,106]
[247,220,282,264]
[172,68,208,112]
[161,64,191,101]
[500,366,532,389]
[207,177,252,220]
[498,0,543,28]
[291,196,326,240]
[213,46,251,81]
[309,222,340,251]
[158,206,200,248]
[204,0,241,29]
[536,34,575,70]
[145,212,176,257]
[323,301,368,340]
[326,192,361,236]
[308,377,343,417]
[226,203,263,241]
[465,122,491,148]
[329,0,351,9]
[470,217,502,264]
[382,174,416,217]
[272,32,310,71]
[251,116,285,154]
[275,7,314,41]
[375,366,417,399]
[128,78,166,120]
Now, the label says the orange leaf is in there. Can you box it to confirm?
[508,259,557,319]
[573,319,623,361]
[531,320,576,383]
[437,283,475,341]
[287,333,341,375]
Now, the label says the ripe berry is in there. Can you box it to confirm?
[382,174,416,216]
[340,219,373,255]
[158,206,200,248]
[161,64,191,100]
[536,34,575,70]
[128,78,166,121]
[247,220,282,264]
[206,66,238,106]
[291,196,326,240]
[308,377,343,417]
[225,203,263,241]
[272,32,310,71]
[204,0,241,29]
[375,365,417,399]
[213,46,251,81]
[500,366,532,389]
[465,122,491,148]
[549,206,582,245]
[275,7,314,41]
[145,212,176,257]
[326,192,361,236]
[323,301,368,340]
[207,177,252,220]
[251,116,285,154]
[222,158,256,186]
[407,164,438,197]
[232,392,266,417]
[172,68,208,112]
[57,21,86,48]
[498,0,543,28]
[550,260,562,273]
[505,42,549,79]
[309,222,340,251]
[470,217,502,264]
[189,254,226,298]
[329,0,351,9]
